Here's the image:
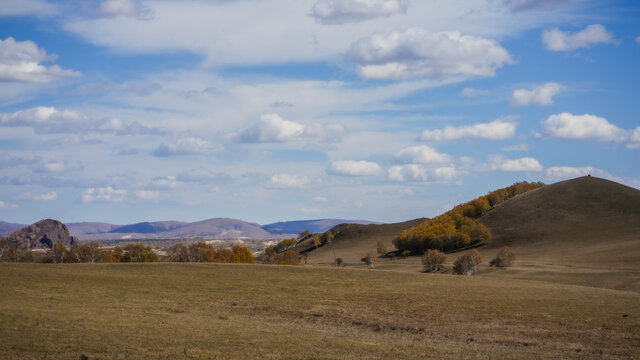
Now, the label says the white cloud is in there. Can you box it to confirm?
[490,156,543,172]
[0,0,60,16]
[154,137,224,157]
[461,87,490,98]
[0,37,80,83]
[420,118,517,142]
[628,127,640,149]
[231,113,343,144]
[327,160,382,176]
[176,169,233,184]
[542,24,616,52]
[300,206,321,214]
[393,145,452,164]
[348,28,513,80]
[0,106,88,133]
[511,82,566,106]
[0,200,19,209]
[542,113,627,142]
[144,176,180,190]
[502,143,531,152]
[265,174,312,189]
[636,36,640,45]
[34,160,83,173]
[81,187,127,203]
[97,0,153,19]
[310,0,408,24]
[545,166,611,180]
[388,164,459,183]
[232,114,304,143]
[313,196,328,202]
[135,190,159,200]
[24,192,58,201]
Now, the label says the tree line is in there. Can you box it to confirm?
[393,181,544,255]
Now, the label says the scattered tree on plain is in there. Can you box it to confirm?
[453,250,483,276]
[377,241,388,256]
[361,250,377,268]
[422,249,447,272]
[489,246,516,268]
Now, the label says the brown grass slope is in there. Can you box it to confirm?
[475,176,640,291]
[300,218,426,265]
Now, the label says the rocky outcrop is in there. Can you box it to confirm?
[2,219,76,248]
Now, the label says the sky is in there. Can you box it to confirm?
[0,0,639,225]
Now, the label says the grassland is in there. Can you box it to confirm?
[1,263,639,359]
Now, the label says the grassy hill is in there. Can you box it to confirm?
[299,176,640,292]
[296,218,426,265]
[1,263,638,359]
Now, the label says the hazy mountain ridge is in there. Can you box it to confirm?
[1,218,380,240]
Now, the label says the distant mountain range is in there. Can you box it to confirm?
[0,218,380,240]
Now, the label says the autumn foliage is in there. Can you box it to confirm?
[453,250,483,276]
[394,181,543,255]
[167,243,254,264]
[490,246,516,268]
[422,249,447,272]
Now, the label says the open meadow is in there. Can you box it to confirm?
[1,263,639,359]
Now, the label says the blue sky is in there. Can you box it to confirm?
[0,0,639,225]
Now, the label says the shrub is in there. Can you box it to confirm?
[453,250,483,276]
[278,251,301,265]
[490,246,516,268]
[361,250,376,268]
[335,257,343,267]
[422,249,447,272]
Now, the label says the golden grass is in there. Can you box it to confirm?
[1,263,639,359]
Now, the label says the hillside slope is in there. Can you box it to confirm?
[300,218,426,264]
[479,176,640,250]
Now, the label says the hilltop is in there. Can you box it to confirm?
[1,219,76,248]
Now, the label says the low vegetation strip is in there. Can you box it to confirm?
[0,263,638,359]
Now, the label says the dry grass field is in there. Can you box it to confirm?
[1,263,639,359]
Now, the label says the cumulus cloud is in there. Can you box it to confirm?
[231,113,343,144]
[265,173,312,189]
[310,0,408,25]
[0,106,88,133]
[154,137,224,157]
[34,159,83,173]
[461,87,490,98]
[393,145,452,164]
[0,37,80,83]
[511,82,566,106]
[23,192,58,201]
[327,160,382,176]
[542,24,616,51]
[490,156,543,172]
[0,106,155,135]
[420,118,517,142]
[542,113,627,142]
[348,28,513,80]
[628,127,640,149]
[97,0,153,19]
[388,164,459,183]
[81,187,127,203]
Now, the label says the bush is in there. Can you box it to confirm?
[335,257,343,267]
[489,246,516,268]
[422,249,447,272]
[453,250,482,276]
[361,250,376,268]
